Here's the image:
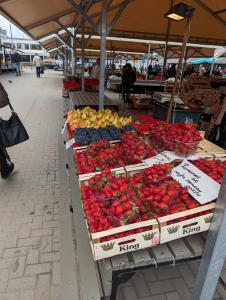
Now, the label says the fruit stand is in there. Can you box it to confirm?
[60,97,226,299]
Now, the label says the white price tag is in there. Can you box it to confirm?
[61,121,67,135]
[65,138,75,150]
[171,160,220,204]
[143,151,198,167]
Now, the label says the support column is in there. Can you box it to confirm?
[166,15,193,122]
[192,171,226,300]
[71,27,75,76]
[74,31,77,75]
[81,19,85,92]
[99,0,107,110]
[146,43,151,80]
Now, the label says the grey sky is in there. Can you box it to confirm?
[0,15,30,39]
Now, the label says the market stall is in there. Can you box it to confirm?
[61,99,226,299]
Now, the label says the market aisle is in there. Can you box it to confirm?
[0,69,63,300]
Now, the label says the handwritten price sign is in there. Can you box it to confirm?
[172,160,220,204]
[143,151,198,167]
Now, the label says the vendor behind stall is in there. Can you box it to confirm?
[209,95,226,148]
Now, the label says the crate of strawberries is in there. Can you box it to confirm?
[78,158,222,260]
[149,122,202,156]
[74,132,156,175]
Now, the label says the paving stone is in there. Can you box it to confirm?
[0,258,13,270]
[178,263,196,288]
[40,236,52,253]
[0,291,20,300]
[120,286,137,300]
[188,260,200,275]
[31,216,43,230]
[43,221,60,228]
[156,266,180,280]
[7,276,36,291]
[0,269,10,292]
[19,289,35,300]
[142,268,158,283]
[166,292,181,300]
[148,280,175,295]
[9,256,26,278]
[27,245,40,265]
[3,247,27,258]
[18,237,41,248]
[131,272,150,297]
[40,252,60,263]
[172,278,192,300]
[52,262,61,285]
[52,243,61,252]
[139,295,167,300]
[31,229,52,237]
[50,285,60,300]
[4,233,18,249]
[25,263,51,276]
[35,274,50,300]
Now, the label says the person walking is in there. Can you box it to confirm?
[0,82,14,179]
[12,50,21,76]
[33,53,42,78]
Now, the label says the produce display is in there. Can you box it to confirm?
[191,159,226,184]
[65,104,225,257]
[149,122,201,156]
[80,164,201,241]
[75,132,156,174]
[67,107,132,130]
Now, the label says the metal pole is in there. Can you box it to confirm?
[146,43,151,80]
[192,171,226,300]
[161,0,173,83]
[166,15,193,122]
[9,24,13,65]
[81,19,85,92]
[71,27,75,76]
[74,31,77,75]
[210,59,215,75]
[99,0,107,110]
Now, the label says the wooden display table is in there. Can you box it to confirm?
[108,77,165,93]
[69,91,119,110]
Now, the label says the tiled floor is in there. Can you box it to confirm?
[117,260,226,300]
[0,69,63,300]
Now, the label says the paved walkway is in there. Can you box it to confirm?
[0,69,62,300]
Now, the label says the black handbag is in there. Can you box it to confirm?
[0,102,29,148]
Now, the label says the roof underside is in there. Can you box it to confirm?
[1,0,226,47]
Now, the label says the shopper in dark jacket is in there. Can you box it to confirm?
[122,63,136,103]
[167,64,176,78]
[0,83,14,179]
[12,50,21,76]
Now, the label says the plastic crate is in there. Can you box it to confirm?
[63,78,81,90]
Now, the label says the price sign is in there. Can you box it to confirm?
[65,138,75,150]
[61,121,67,135]
[143,151,199,167]
[171,160,220,204]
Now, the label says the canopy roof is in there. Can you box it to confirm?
[1,0,226,46]
[41,33,216,59]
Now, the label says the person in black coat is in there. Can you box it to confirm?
[122,63,136,103]
[0,83,14,179]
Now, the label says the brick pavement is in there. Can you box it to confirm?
[0,69,62,300]
[117,259,226,300]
